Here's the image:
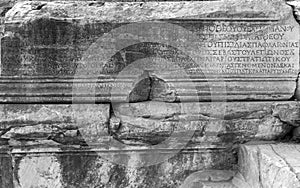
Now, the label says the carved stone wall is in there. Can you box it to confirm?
[1,0,300,187]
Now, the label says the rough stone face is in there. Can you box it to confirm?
[0,151,13,188]
[235,143,300,188]
[0,101,298,147]
[0,101,298,187]
[0,104,110,146]
[112,101,298,146]
[0,146,236,188]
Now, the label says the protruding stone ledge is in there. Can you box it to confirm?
[0,76,297,103]
[5,0,291,24]
[0,101,299,147]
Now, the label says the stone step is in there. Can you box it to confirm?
[0,101,298,147]
[180,143,300,188]
[234,143,300,188]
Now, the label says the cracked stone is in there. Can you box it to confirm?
[128,71,176,102]
[238,143,300,188]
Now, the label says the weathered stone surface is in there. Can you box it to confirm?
[0,151,13,188]
[180,170,237,188]
[0,101,298,147]
[0,0,298,102]
[4,0,292,23]
[0,101,297,188]
[112,101,299,145]
[0,104,110,146]
[16,155,63,187]
[0,146,236,188]
[235,143,300,188]
[0,0,300,187]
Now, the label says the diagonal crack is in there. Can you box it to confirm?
[270,144,300,182]
[256,147,264,188]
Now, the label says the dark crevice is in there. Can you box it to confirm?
[48,131,89,146]
[256,148,264,188]
[272,113,297,142]
[108,103,121,136]
[0,99,298,104]
[128,70,151,103]
[31,3,47,10]
[286,1,300,24]
[88,2,105,6]
[286,1,300,101]
[291,72,300,101]
[128,70,176,103]
[0,7,12,17]
[148,74,154,101]
[278,126,294,141]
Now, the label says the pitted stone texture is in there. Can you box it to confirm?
[236,143,300,188]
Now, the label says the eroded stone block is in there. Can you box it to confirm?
[0,101,298,147]
[5,146,235,188]
[0,104,110,146]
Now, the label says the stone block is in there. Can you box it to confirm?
[0,150,13,188]
[0,146,236,188]
[235,143,300,188]
[0,101,297,147]
[0,104,110,146]
[0,0,298,102]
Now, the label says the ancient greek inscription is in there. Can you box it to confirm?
[192,20,300,76]
[77,20,299,77]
